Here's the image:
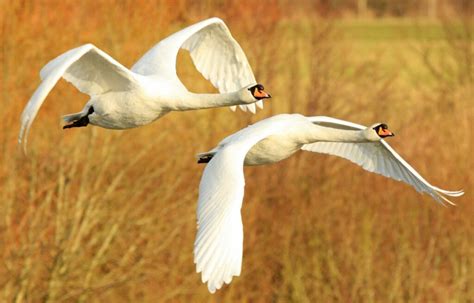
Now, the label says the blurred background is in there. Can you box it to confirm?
[0,0,472,302]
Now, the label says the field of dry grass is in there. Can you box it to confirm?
[0,1,472,302]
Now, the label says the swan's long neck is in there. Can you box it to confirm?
[169,91,245,111]
[299,124,369,144]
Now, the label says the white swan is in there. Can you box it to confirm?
[194,113,463,293]
[19,17,271,150]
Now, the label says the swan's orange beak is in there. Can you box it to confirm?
[253,89,271,99]
[378,128,394,137]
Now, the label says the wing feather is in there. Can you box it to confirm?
[132,17,261,113]
[19,44,139,151]
[195,149,245,293]
[195,114,299,292]
[303,116,463,205]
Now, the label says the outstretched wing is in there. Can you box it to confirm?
[195,147,245,293]
[132,17,262,113]
[195,114,298,293]
[303,116,463,205]
[19,43,139,150]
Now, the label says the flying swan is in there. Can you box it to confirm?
[194,113,463,293]
[18,17,271,150]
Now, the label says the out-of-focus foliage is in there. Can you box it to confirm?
[0,1,472,302]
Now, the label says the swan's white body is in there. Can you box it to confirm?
[195,113,463,293]
[19,17,267,149]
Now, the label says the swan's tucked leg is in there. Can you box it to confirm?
[197,152,215,164]
[63,106,94,129]
[63,112,85,123]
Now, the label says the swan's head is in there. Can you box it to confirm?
[367,123,395,140]
[247,84,271,101]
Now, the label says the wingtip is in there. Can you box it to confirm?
[18,126,29,156]
[207,284,217,294]
[434,186,464,197]
[436,192,457,207]
[205,278,223,294]
[19,118,34,156]
[20,141,28,156]
[19,137,29,156]
[448,189,464,197]
[195,259,234,293]
[22,144,28,156]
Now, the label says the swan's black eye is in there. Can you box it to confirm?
[248,84,264,93]
[373,124,387,131]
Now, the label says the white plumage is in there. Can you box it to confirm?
[195,115,294,293]
[302,116,463,204]
[195,114,463,292]
[19,17,270,151]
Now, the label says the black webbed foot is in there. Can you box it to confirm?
[197,154,213,164]
[63,106,94,129]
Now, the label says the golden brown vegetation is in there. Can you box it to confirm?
[0,1,472,302]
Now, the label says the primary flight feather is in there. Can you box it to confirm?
[19,17,271,151]
[195,113,463,293]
